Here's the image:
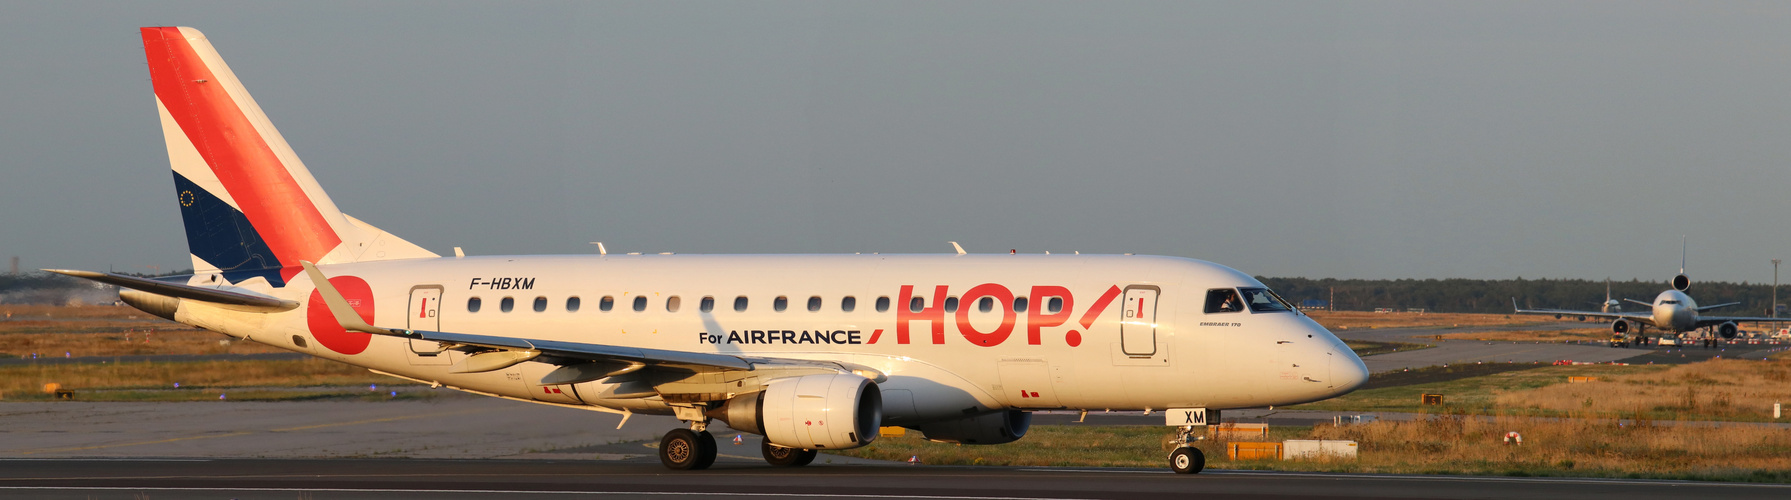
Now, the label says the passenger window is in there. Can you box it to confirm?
[775,296,789,312]
[1047,297,1063,313]
[1238,287,1294,313]
[876,296,890,312]
[467,297,482,313]
[500,297,515,313]
[807,296,822,312]
[632,296,647,312]
[909,297,924,313]
[1014,297,1028,313]
[599,296,614,312]
[566,296,581,312]
[666,296,681,313]
[700,296,715,313]
[944,297,959,313]
[842,296,857,312]
[533,297,547,312]
[1205,288,1244,313]
[978,297,994,313]
[734,296,749,312]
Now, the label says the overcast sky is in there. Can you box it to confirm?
[5,1,1791,284]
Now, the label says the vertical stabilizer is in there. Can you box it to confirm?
[141,27,435,286]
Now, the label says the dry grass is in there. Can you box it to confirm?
[0,358,415,400]
[0,330,287,357]
[1435,328,1611,342]
[0,305,150,320]
[1496,359,1791,421]
[836,419,1791,481]
[1307,311,1549,331]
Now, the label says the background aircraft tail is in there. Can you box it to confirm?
[141,27,436,286]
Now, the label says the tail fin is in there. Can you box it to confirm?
[141,27,435,286]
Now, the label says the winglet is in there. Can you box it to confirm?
[300,261,386,334]
[1511,297,1520,311]
[950,241,966,255]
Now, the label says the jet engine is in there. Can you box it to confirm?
[1611,319,1630,334]
[910,410,1032,445]
[707,373,880,450]
[1672,274,1691,292]
[1718,321,1739,339]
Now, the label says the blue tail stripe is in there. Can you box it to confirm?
[173,172,286,286]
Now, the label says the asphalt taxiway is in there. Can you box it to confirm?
[0,458,1786,499]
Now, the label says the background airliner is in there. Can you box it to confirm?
[1515,245,1791,342]
[52,27,1367,474]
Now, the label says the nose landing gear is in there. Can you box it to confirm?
[1168,425,1207,474]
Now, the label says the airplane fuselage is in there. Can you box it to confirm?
[1649,289,1698,333]
[163,254,1365,423]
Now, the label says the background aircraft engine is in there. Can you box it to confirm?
[1611,319,1630,334]
[1718,322,1739,339]
[1673,274,1691,291]
[711,374,881,450]
[910,410,1032,445]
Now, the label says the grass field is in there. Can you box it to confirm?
[832,419,1791,482]
[1343,340,1434,357]
[0,358,420,401]
[0,304,287,357]
[1434,328,1610,342]
[1306,311,1549,331]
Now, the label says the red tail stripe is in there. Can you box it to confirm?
[141,27,341,278]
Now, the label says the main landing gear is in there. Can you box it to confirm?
[1167,425,1206,474]
[762,440,818,467]
[659,427,717,470]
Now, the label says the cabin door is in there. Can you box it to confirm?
[406,286,450,365]
[1120,286,1160,356]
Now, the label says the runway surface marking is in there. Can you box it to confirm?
[0,486,1093,499]
[11,407,495,455]
[1020,468,1791,489]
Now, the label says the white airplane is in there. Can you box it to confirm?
[52,27,1367,474]
[1514,243,1791,341]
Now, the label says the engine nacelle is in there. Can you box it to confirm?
[1718,322,1739,339]
[1672,274,1691,292]
[1611,319,1630,334]
[911,410,1032,445]
[709,373,880,450]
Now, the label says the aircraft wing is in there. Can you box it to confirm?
[1695,315,1791,328]
[1696,301,1742,312]
[1512,298,1655,324]
[301,262,879,383]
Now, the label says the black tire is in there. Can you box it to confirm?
[1170,446,1204,474]
[693,431,717,470]
[762,440,819,467]
[660,429,714,470]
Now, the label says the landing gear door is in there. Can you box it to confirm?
[406,285,450,365]
[1121,285,1160,357]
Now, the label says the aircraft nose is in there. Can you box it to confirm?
[1331,348,1370,394]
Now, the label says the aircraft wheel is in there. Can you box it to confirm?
[660,429,716,470]
[762,440,819,467]
[1170,446,1205,474]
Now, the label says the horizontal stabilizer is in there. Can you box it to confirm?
[44,269,297,310]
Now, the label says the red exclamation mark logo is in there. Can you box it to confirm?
[419,297,430,318]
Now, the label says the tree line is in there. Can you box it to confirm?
[1258,276,1788,316]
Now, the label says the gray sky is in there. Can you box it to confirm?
[5,1,1791,283]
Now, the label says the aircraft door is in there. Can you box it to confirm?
[1120,286,1160,356]
[406,286,451,365]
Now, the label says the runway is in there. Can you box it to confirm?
[0,458,1785,499]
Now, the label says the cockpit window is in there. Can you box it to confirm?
[1660,300,1679,305]
[1239,287,1295,313]
[1204,289,1244,313]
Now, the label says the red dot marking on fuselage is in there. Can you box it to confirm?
[305,276,374,355]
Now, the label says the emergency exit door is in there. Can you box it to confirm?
[406,286,450,365]
[1120,285,1159,356]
